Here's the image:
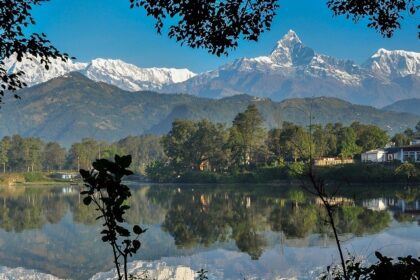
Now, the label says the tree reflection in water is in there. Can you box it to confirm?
[152,185,401,260]
[0,184,416,265]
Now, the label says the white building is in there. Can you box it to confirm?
[361,149,386,162]
[386,144,420,163]
[362,138,420,163]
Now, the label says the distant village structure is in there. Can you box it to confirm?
[313,157,354,166]
[361,138,420,163]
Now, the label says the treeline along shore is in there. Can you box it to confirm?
[0,105,420,184]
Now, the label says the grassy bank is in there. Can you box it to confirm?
[0,172,78,186]
[147,162,420,184]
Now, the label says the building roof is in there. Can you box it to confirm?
[386,144,420,152]
[363,149,385,154]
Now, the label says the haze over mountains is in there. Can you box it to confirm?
[0,73,418,146]
[4,30,420,107]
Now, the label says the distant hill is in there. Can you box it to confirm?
[382,98,420,116]
[0,73,418,147]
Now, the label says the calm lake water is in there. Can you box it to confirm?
[0,183,419,279]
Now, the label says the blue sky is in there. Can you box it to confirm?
[30,0,420,73]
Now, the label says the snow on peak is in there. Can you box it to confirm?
[82,58,196,91]
[3,54,87,87]
[269,30,315,66]
[214,30,360,85]
[365,48,420,78]
[279,29,302,45]
[3,56,196,92]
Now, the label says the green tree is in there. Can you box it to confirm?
[337,127,361,158]
[267,128,283,164]
[278,122,312,161]
[0,137,11,173]
[42,142,66,171]
[117,135,164,174]
[415,121,420,137]
[7,135,26,171]
[25,137,44,172]
[161,119,198,174]
[188,120,228,172]
[66,138,101,170]
[395,162,417,184]
[228,104,266,168]
[392,133,410,147]
[404,128,415,140]
[351,122,388,152]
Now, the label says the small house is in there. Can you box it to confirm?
[313,157,354,166]
[385,144,420,163]
[361,149,386,163]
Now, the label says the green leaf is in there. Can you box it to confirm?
[79,169,90,179]
[132,240,141,250]
[133,225,144,235]
[117,155,132,168]
[83,196,92,205]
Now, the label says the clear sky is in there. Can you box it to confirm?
[30,0,420,73]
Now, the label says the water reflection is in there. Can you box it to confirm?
[0,184,418,279]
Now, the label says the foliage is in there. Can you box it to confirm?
[23,172,48,182]
[1,82,419,145]
[287,162,306,178]
[277,122,313,162]
[320,252,420,280]
[43,142,66,170]
[391,133,411,147]
[145,160,175,183]
[351,122,389,153]
[80,155,147,280]
[149,115,420,183]
[131,0,278,56]
[317,163,417,183]
[196,269,208,280]
[228,104,266,168]
[337,127,361,158]
[0,0,72,102]
[116,135,165,174]
[395,162,417,185]
[327,0,420,38]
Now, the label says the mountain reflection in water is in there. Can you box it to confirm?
[0,184,419,279]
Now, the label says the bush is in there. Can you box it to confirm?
[315,163,414,183]
[320,252,420,280]
[23,172,48,182]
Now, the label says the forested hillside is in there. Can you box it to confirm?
[0,73,418,146]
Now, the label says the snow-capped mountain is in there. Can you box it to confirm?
[163,30,420,106]
[82,58,196,91]
[3,54,87,87]
[363,48,420,79]
[3,30,419,106]
[3,56,196,92]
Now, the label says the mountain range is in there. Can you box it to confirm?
[383,98,420,116]
[162,30,420,107]
[0,73,418,147]
[4,30,420,107]
[4,54,196,92]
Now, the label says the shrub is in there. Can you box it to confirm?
[23,172,47,182]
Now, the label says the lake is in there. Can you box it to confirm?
[0,183,419,279]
